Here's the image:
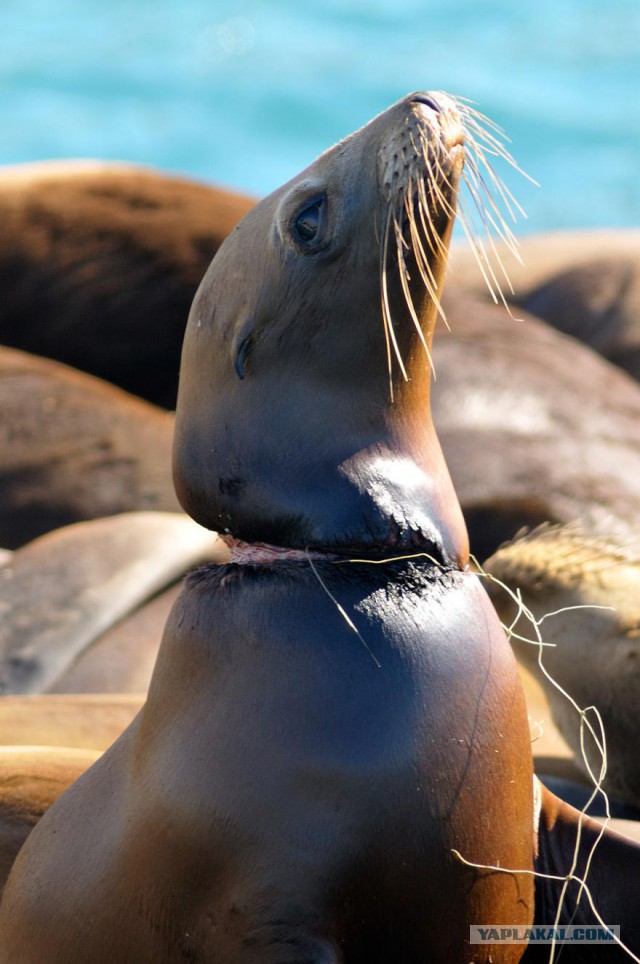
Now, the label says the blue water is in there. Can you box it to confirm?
[1,0,639,234]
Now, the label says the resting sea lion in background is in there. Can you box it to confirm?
[0,512,228,695]
[431,290,640,562]
[48,582,182,694]
[484,524,640,812]
[520,254,640,382]
[447,230,640,383]
[0,346,180,548]
[0,161,255,408]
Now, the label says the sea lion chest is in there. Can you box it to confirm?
[0,561,533,963]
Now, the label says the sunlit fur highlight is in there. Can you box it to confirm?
[485,523,640,592]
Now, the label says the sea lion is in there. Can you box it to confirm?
[0,346,179,548]
[0,512,229,695]
[446,230,640,384]
[0,161,255,408]
[520,254,640,382]
[2,92,637,962]
[447,228,640,304]
[0,91,538,963]
[431,290,640,561]
[484,524,640,811]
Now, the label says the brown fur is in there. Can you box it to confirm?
[448,230,640,383]
[0,346,178,548]
[0,161,255,407]
[0,746,100,903]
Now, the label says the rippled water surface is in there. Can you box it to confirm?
[2,0,639,233]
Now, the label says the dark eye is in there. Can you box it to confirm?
[292,196,326,247]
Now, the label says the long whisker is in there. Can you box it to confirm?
[394,211,436,377]
[378,92,532,399]
[380,204,408,397]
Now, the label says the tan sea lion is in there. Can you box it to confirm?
[2,92,638,962]
[0,745,100,903]
[0,346,178,548]
[0,694,143,751]
[484,525,640,811]
[0,161,255,408]
[519,253,640,382]
[0,511,229,695]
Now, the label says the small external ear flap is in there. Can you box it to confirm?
[231,318,257,380]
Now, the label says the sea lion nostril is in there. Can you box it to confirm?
[412,93,440,112]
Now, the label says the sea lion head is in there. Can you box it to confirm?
[174,92,476,565]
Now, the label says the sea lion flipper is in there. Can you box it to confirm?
[532,779,640,960]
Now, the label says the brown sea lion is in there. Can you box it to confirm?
[448,229,640,303]
[520,253,640,382]
[431,290,640,561]
[0,161,255,408]
[0,91,538,964]
[0,345,180,548]
[0,512,228,695]
[447,230,640,383]
[484,525,640,811]
[2,563,537,963]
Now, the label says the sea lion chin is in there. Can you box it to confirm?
[173,92,468,567]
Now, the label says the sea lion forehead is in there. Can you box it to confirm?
[272,89,464,231]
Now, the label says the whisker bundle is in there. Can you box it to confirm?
[379,93,534,396]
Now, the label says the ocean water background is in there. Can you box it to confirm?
[1,0,638,235]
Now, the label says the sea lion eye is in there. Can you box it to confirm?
[292,196,326,246]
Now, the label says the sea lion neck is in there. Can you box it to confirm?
[173,91,469,568]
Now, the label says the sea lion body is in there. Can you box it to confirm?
[0,346,178,548]
[47,582,181,694]
[448,231,640,384]
[0,694,142,751]
[1,560,534,963]
[0,161,255,408]
[524,780,640,962]
[0,512,227,696]
[520,253,640,380]
[432,291,640,560]
[485,526,640,810]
